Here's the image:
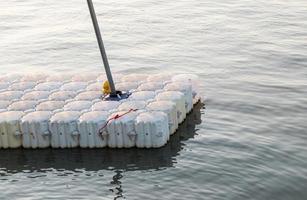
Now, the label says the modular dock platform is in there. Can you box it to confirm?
[0,73,201,149]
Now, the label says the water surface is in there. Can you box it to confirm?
[1,0,307,199]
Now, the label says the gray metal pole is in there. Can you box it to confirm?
[87,0,116,96]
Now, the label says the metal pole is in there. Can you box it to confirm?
[87,0,116,96]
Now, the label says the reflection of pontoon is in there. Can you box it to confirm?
[0,102,203,173]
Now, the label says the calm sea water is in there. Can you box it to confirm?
[1,0,307,199]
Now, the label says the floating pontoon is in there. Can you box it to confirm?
[0,73,201,149]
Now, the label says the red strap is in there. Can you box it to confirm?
[98,109,138,135]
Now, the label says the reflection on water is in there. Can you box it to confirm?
[0,102,203,199]
[111,170,124,200]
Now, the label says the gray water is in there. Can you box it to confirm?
[1,0,307,199]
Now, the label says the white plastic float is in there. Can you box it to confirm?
[172,74,201,104]
[21,111,52,148]
[0,82,9,91]
[91,101,121,112]
[0,73,201,149]
[34,82,62,91]
[0,111,24,148]
[74,91,102,101]
[155,91,186,124]
[0,101,11,112]
[36,101,65,111]
[49,91,76,101]
[22,91,50,101]
[63,100,93,111]
[129,91,156,102]
[106,110,140,148]
[8,100,37,111]
[78,111,109,148]
[86,82,101,91]
[146,101,178,134]
[60,82,88,91]
[118,101,146,111]
[135,111,169,148]
[164,82,193,113]
[0,91,24,101]
[9,82,36,91]
[49,111,80,148]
